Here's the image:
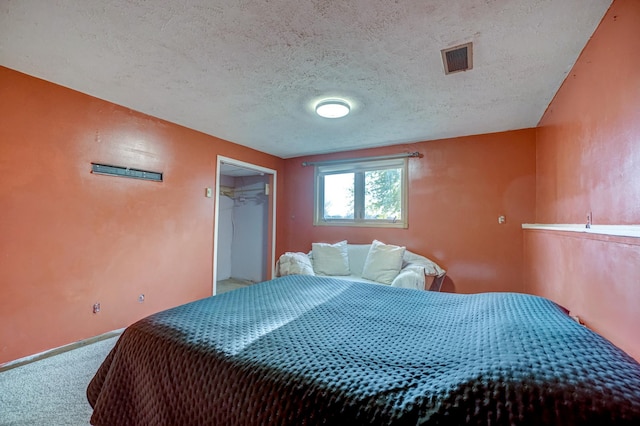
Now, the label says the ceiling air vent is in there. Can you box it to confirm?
[441,42,473,75]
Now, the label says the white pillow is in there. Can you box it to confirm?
[362,240,405,284]
[277,252,315,276]
[311,241,350,276]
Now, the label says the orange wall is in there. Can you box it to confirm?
[5,1,636,366]
[0,66,284,364]
[536,0,640,224]
[282,130,536,294]
[524,230,640,360]
[526,0,640,360]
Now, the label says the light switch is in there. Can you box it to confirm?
[205,187,212,198]
[498,215,506,224]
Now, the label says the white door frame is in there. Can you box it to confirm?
[213,155,277,295]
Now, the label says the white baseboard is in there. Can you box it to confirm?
[0,328,124,372]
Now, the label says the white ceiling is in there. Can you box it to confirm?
[0,0,612,159]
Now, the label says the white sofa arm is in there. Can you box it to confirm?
[275,252,315,277]
[396,251,447,291]
[390,266,425,291]
[403,251,445,276]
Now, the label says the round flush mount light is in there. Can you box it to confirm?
[315,99,351,118]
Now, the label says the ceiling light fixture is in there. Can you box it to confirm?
[315,99,350,118]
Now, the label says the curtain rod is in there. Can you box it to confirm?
[301,151,420,167]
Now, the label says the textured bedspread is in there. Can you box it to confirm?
[87,276,640,425]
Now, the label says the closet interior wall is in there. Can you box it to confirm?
[217,174,270,284]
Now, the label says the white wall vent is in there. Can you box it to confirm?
[441,42,473,75]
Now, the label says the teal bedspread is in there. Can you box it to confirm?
[88,276,640,425]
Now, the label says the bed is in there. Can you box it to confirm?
[87,276,640,425]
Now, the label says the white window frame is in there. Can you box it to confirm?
[313,157,408,228]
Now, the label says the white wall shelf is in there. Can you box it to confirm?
[522,224,640,239]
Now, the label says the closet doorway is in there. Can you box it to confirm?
[213,156,276,295]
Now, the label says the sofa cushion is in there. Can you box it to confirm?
[311,240,350,276]
[362,240,406,284]
[345,244,372,276]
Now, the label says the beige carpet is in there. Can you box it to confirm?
[0,336,118,426]
[217,277,254,294]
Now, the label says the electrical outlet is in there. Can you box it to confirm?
[93,303,101,314]
[498,215,506,224]
[138,294,145,303]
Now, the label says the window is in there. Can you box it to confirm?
[314,158,408,228]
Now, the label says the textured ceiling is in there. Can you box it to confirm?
[0,0,612,158]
